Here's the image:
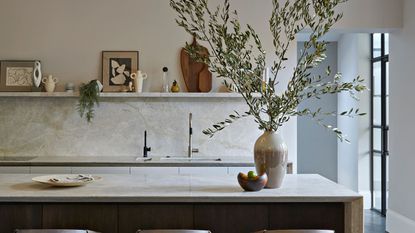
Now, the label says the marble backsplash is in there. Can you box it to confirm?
[0,97,263,157]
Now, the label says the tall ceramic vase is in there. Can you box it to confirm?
[254,131,288,189]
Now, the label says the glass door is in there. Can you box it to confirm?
[371,33,389,216]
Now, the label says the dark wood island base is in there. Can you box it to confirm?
[0,200,362,233]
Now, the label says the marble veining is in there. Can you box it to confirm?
[0,97,265,158]
[0,155,255,167]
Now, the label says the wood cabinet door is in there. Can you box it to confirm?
[194,204,268,233]
[0,204,42,233]
[268,203,344,233]
[118,204,194,233]
[42,204,117,233]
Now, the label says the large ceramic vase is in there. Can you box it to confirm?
[254,131,288,189]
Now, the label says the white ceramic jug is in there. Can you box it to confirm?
[131,71,148,93]
[42,75,59,93]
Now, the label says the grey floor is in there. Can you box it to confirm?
[365,210,386,233]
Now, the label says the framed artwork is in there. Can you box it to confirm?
[102,51,139,92]
[0,60,37,92]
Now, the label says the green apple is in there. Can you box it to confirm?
[247,171,257,179]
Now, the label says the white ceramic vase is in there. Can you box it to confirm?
[94,80,103,92]
[254,131,288,189]
[131,71,148,93]
[33,61,42,88]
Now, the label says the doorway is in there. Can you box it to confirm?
[370,33,389,216]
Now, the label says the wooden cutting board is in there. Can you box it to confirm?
[180,37,212,92]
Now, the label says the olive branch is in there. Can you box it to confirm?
[170,0,367,142]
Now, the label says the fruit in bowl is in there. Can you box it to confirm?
[237,171,268,192]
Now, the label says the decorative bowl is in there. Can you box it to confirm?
[32,174,101,187]
[237,172,268,192]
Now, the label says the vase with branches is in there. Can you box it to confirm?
[170,0,367,188]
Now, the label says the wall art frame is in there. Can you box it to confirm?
[102,51,139,92]
[0,60,37,92]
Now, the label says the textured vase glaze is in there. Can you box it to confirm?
[254,131,288,189]
[42,75,58,93]
[33,61,42,88]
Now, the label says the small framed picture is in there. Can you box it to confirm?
[0,60,37,92]
[102,51,139,92]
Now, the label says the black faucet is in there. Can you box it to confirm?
[143,130,151,157]
[188,113,199,158]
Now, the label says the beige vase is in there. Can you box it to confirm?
[254,131,288,189]
[42,75,58,93]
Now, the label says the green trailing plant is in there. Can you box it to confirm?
[78,80,100,123]
[170,0,367,142]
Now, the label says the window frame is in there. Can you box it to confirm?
[370,33,389,216]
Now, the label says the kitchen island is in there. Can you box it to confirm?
[0,174,362,233]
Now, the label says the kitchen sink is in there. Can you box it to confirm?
[0,156,37,161]
[160,156,222,162]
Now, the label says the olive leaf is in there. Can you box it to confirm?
[170,0,367,142]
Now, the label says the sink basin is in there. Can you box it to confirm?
[0,156,37,161]
[160,157,222,162]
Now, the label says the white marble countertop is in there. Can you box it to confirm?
[0,156,256,167]
[0,174,361,203]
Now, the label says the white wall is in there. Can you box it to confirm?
[298,34,371,207]
[336,0,402,31]
[0,0,298,92]
[357,35,372,209]
[337,34,371,200]
[297,42,338,182]
[337,34,359,192]
[387,0,415,231]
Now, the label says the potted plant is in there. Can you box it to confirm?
[170,0,367,188]
[77,80,103,123]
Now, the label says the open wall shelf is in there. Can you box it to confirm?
[0,92,260,99]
